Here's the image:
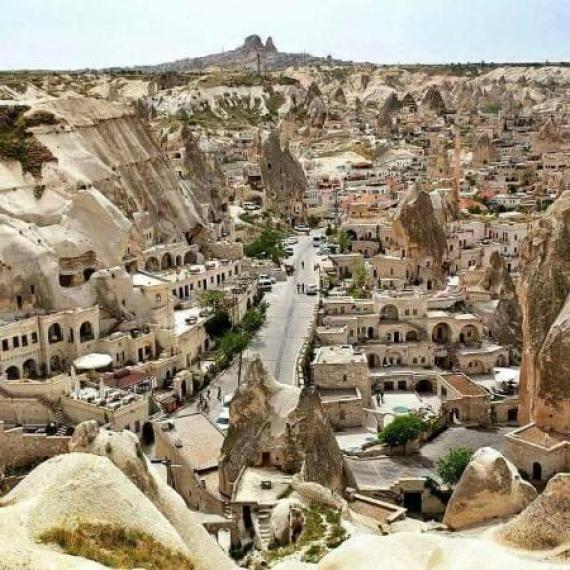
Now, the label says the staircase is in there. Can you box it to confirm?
[37,396,73,435]
[255,506,273,550]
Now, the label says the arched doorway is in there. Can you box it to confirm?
[48,323,63,344]
[405,330,418,342]
[141,422,155,446]
[532,462,542,481]
[180,379,187,400]
[175,255,182,267]
[79,321,94,342]
[161,253,173,270]
[145,257,159,271]
[184,250,197,265]
[50,355,62,373]
[467,359,486,374]
[367,353,381,368]
[367,326,375,339]
[460,325,479,346]
[22,359,38,379]
[432,322,452,344]
[415,379,433,393]
[380,304,399,321]
[5,366,20,380]
[496,355,507,367]
[83,267,96,282]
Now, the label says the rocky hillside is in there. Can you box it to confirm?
[138,35,356,73]
[0,94,204,311]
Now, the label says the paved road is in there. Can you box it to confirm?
[248,232,320,384]
[179,231,321,425]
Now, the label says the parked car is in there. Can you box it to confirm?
[305,284,318,296]
[215,408,230,432]
[286,236,298,244]
[284,245,294,256]
[257,277,273,291]
[295,224,310,234]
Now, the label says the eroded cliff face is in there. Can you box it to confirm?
[518,191,570,432]
[181,124,227,221]
[0,95,204,311]
[478,251,523,356]
[393,187,448,282]
[259,129,307,218]
[219,356,351,497]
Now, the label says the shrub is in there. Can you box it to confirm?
[244,228,285,263]
[437,447,474,485]
[378,414,427,454]
[40,523,193,570]
[204,310,232,339]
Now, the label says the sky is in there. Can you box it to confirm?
[1,0,569,70]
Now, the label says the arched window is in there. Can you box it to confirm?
[48,323,63,344]
[79,322,94,343]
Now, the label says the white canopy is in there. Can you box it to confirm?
[73,353,113,371]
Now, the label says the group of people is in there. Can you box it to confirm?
[296,282,306,294]
[198,384,222,413]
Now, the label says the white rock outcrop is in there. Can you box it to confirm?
[497,473,570,552]
[443,447,537,530]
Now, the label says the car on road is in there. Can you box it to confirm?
[242,201,261,211]
[215,408,230,432]
[257,276,273,291]
[305,284,318,296]
[222,393,234,408]
[312,234,326,247]
[294,224,310,234]
[286,236,298,244]
[284,245,294,256]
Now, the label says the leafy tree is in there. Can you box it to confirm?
[239,306,266,333]
[216,331,250,368]
[244,228,285,263]
[437,447,474,485]
[204,310,232,339]
[378,414,427,454]
[352,259,370,290]
[337,229,352,253]
[199,290,224,310]
[307,214,321,228]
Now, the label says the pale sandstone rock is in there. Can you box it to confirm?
[518,191,570,431]
[68,421,235,570]
[443,447,537,530]
[497,472,570,551]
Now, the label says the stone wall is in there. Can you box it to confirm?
[0,423,69,468]
[203,241,244,261]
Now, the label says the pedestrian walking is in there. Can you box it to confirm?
[301,261,305,269]
[206,388,211,400]
[301,283,305,293]
[296,282,300,293]
[217,386,222,400]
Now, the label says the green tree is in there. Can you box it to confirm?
[337,230,351,253]
[215,331,250,368]
[436,447,474,485]
[378,414,427,454]
[199,290,224,311]
[244,228,285,263]
[204,310,232,339]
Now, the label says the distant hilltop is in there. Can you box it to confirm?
[136,35,358,73]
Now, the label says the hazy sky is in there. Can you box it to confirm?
[1,0,569,70]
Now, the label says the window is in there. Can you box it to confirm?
[1,339,8,351]
[339,410,346,421]
[12,336,19,348]
[31,332,38,344]
[342,374,348,382]
[22,335,28,347]
[405,309,410,316]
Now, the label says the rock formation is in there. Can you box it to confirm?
[259,129,308,218]
[68,421,235,569]
[533,118,562,154]
[181,124,228,221]
[475,251,523,357]
[497,473,570,551]
[421,86,446,115]
[393,187,448,283]
[443,447,537,530]
[219,356,352,497]
[518,191,570,432]
[0,440,234,569]
[313,531,558,570]
[0,95,205,311]
[472,132,499,166]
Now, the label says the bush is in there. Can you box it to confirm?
[244,228,285,263]
[307,214,321,228]
[204,310,232,339]
[378,414,427,453]
[239,306,266,333]
[40,523,193,570]
[437,447,474,485]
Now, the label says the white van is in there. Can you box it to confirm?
[312,234,325,247]
[257,276,273,291]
